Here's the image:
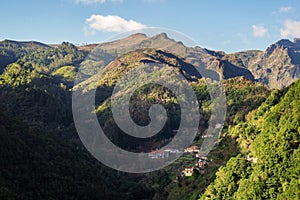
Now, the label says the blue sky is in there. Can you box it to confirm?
[1,0,300,52]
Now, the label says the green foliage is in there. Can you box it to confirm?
[224,77,270,125]
[0,63,33,87]
[0,41,298,200]
[0,40,45,73]
[52,66,77,81]
[200,79,300,200]
[0,110,154,199]
[0,41,89,126]
[200,155,251,200]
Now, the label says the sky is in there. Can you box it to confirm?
[1,0,300,53]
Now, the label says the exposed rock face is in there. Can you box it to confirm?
[78,48,203,91]
[246,39,300,89]
[77,34,300,89]
[202,50,255,81]
[215,39,300,89]
[78,33,253,83]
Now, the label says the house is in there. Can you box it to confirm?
[195,159,207,169]
[182,167,194,177]
[200,156,208,161]
[164,148,181,154]
[201,134,214,138]
[148,150,169,159]
[184,145,200,153]
[246,156,258,163]
[215,123,222,129]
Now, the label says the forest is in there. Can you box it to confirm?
[0,39,299,199]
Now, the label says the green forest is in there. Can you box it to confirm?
[0,38,299,200]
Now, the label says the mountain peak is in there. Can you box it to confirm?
[0,39,50,49]
[265,39,293,55]
[127,33,148,39]
[155,32,168,38]
[151,32,170,40]
[275,39,294,47]
[293,38,300,47]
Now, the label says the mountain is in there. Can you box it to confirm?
[75,48,202,91]
[5,34,300,90]
[3,35,300,90]
[228,38,300,89]
[200,78,300,199]
[0,39,51,49]
[78,33,254,82]
[0,109,155,199]
[84,32,298,88]
[0,39,50,73]
[0,33,299,199]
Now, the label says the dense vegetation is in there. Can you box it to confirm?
[159,77,270,200]
[0,110,157,200]
[0,38,299,199]
[200,79,300,199]
[0,41,158,199]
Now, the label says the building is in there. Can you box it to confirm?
[195,159,207,169]
[201,134,214,138]
[182,167,194,177]
[246,156,258,163]
[164,148,181,154]
[148,150,169,159]
[184,145,200,153]
[215,123,222,129]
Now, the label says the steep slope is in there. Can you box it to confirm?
[201,51,255,81]
[225,50,263,69]
[0,39,51,49]
[77,33,254,83]
[157,77,270,200]
[246,39,300,89]
[75,48,202,91]
[74,48,203,152]
[0,42,88,127]
[4,35,300,90]
[200,79,300,199]
[94,33,148,53]
[0,39,51,73]
[0,110,155,199]
[1,34,300,200]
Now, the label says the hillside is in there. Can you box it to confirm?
[78,33,255,83]
[0,34,299,199]
[245,39,300,89]
[4,34,300,90]
[0,109,157,199]
[200,79,300,199]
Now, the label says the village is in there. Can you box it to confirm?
[181,145,211,177]
[148,144,211,177]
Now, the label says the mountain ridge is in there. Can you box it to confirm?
[0,33,299,199]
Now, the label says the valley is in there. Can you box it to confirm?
[0,33,299,199]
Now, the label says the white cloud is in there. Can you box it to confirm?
[85,14,147,33]
[74,0,123,5]
[279,6,293,13]
[252,25,268,37]
[280,20,300,38]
